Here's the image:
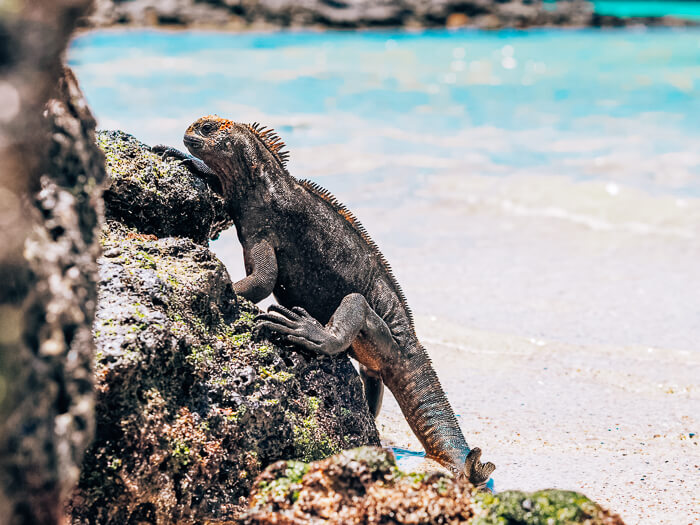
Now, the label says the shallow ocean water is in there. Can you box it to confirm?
[69,28,700,352]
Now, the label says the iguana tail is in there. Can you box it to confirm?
[384,342,495,487]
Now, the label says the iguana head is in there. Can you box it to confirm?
[183,115,289,196]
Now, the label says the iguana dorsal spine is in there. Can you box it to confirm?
[298,178,415,331]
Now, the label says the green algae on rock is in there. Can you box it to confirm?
[242,447,626,525]
[473,490,626,525]
[98,130,232,244]
[68,133,379,524]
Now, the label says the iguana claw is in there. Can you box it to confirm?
[255,304,345,356]
[150,144,221,193]
[461,448,496,490]
[151,144,189,161]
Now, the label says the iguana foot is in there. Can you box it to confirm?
[255,304,346,356]
[460,448,496,491]
[151,144,190,161]
[151,145,221,193]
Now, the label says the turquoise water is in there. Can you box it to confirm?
[592,1,700,19]
[543,0,700,20]
[69,29,700,196]
[69,29,700,353]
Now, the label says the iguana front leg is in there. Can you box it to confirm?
[234,239,278,304]
[256,293,392,358]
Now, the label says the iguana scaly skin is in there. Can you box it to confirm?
[152,116,496,487]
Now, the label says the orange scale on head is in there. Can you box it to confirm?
[187,115,235,134]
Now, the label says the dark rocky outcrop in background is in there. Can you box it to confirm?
[0,0,103,522]
[84,0,697,30]
[241,447,626,524]
[68,131,380,524]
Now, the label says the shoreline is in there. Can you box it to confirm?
[378,315,700,524]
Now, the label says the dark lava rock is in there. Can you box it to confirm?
[99,130,232,244]
[242,447,626,525]
[68,135,380,524]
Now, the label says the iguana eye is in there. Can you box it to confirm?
[201,122,217,135]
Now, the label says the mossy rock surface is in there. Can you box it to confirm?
[99,129,232,244]
[473,490,626,525]
[242,447,626,525]
[243,447,476,524]
[68,133,379,524]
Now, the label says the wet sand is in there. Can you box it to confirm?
[378,316,700,524]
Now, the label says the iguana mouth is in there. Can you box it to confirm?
[184,134,204,151]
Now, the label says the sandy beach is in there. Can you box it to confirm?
[377,316,700,524]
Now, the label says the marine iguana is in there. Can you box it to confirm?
[152,116,496,487]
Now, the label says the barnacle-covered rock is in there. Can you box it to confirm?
[243,447,476,525]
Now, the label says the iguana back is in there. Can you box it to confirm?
[273,179,415,348]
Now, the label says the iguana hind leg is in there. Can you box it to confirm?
[256,293,393,360]
[256,297,496,489]
[257,297,389,417]
[359,364,383,418]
